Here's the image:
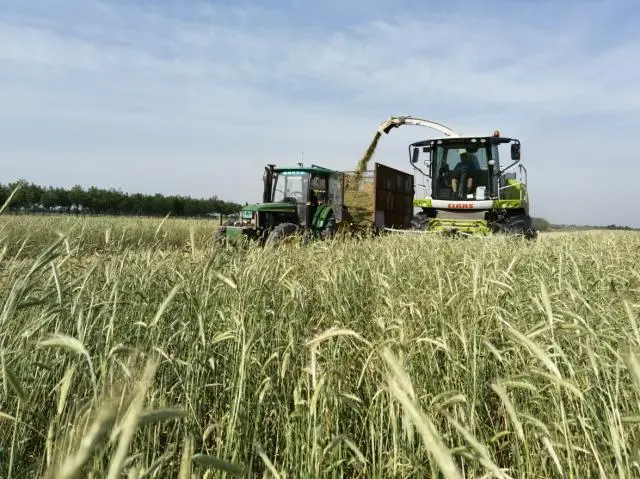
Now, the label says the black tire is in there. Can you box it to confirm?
[320,214,337,240]
[499,214,537,240]
[213,226,226,246]
[266,222,299,245]
[410,212,430,230]
[341,206,353,223]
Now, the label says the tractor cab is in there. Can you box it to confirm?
[266,165,344,228]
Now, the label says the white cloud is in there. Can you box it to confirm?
[0,0,639,226]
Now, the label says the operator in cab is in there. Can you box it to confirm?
[451,150,480,197]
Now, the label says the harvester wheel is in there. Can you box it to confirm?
[500,214,537,240]
[410,212,430,230]
[266,222,299,245]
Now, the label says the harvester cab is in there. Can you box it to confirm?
[215,163,349,244]
[377,116,536,238]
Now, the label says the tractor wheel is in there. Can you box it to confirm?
[266,222,299,245]
[410,212,430,230]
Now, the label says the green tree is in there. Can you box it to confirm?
[0,180,242,217]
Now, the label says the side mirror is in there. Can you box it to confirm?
[411,148,419,164]
[511,143,521,161]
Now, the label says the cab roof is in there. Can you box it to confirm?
[411,135,515,147]
[273,165,336,174]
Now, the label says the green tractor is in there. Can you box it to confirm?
[376,116,537,238]
[214,163,351,245]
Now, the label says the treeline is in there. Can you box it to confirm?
[533,217,639,232]
[550,223,639,231]
[0,180,243,217]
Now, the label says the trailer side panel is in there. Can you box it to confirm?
[373,162,414,229]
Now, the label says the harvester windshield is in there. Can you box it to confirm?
[411,140,500,201]
[433,144,491,200]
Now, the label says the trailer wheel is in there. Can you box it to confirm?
[320,214,337,240]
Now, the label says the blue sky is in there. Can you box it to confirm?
[1,0,639,226]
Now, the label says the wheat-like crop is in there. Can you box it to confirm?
[1,214,639,477]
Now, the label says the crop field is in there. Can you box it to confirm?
[1,215,640,478]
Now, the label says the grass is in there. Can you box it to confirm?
[1,214,640,478]
[0,214,219,259]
